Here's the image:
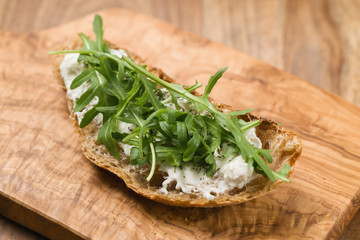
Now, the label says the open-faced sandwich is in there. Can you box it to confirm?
[49,15,302,207]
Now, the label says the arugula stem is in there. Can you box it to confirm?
[185,82,202,92]
[161,97,172,105]
[122,103,144,127]
[146,143,156,181]
[272,172,290,182]
[240,120,261,131]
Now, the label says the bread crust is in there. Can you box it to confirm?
[51,39,302,207]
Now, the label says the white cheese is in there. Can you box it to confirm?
[157,88,171,100]
[120,142,133,156]
[60,51,126,125]
[117,121,136,134]
[164,102,176,110]
[60,53,102,124]
[159,128,261,200]
[177,97,195,113]
[156,88,211,115]
[110,49,128,58]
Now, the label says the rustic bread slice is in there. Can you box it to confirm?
[51,39,302,207]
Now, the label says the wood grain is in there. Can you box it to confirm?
[0,0,359,108]
[0,9,360,239]
[0,1,360,239]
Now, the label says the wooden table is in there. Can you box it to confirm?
[0,0,359,239]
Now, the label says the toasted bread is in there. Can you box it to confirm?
[51,39,302,207]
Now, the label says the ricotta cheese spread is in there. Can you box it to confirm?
[60,50,129,126]
[159,128,261,200]
[60,51,261,200]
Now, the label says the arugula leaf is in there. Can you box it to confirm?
[78,55,100,65]
[93,14,104,51]
[138,110,161,160]
[272,164,291,182]
[202,67,228,99]
[227,108,253,116]
[73,83,98,112]
[257,148,273,163]
[130,147,148,166]
[49,14,292,183]
[184,114,194,131]
[240,120,261,131]
[166,152,181,166]
[203,117,221,152]
[134,91,149,106]
[96,105,118,113]
[98,117,120,160]
[176,121,188,149]
[205,154,216,176]
[80,105,99,128]
[138,74,164,111]
[279,164,291,176]
[183,130,202,162]
[70,68,94,89]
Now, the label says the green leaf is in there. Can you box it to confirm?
[240,120,261,131]
[202,66,228,99]
[138,74,164,111]
[122,128,140,143]
[258,148,273,163]
[194,115,207,138]
[184,114,194,131]
[93,14,104,51]
[134,91,149,106]
[116,115,139,125]
[205,154,216,177]
[183,130,202,162]
[78,55,100,65]
[95,105,118,113]
[227,108,253,116]
[93,70,108,86]
[176,121,188,149]
[130,147,148,166]
[99,57,116,81]
[79,105,100,128]
[185,80,202,92]
[272,164,291,182]
[70,68,94,90]
[158,121,173,138]
[203,117,221,152]
[112,132,127,142]
[115,76,140,117]
[97,117,120,160]
[138,110,162,160]
[117,59,125,82]
[73,83,98,112]
[223,144,237,158]
[205,153,215,164]
[280,164,291,176]
[103,42,110,53]
[78,33,96,50]
[166,152,181,166]
[167,109,176,125]
[206,162,216,177]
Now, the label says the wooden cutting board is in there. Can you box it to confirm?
[1,8,359,240]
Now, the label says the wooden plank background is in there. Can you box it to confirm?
[0,0,359,239]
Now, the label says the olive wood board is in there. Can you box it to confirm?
[0,8,359,240]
